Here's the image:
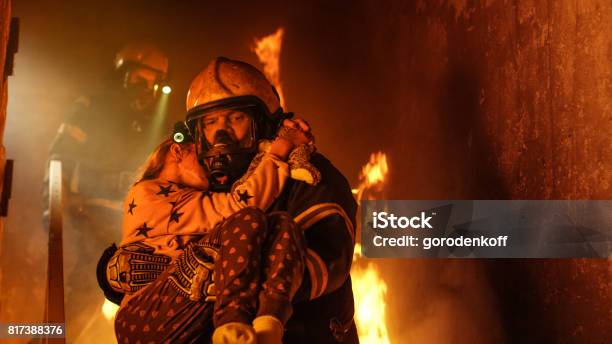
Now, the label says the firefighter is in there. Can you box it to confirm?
[45,42,170,340]
[97,56,357,343]
[184,57,358,343]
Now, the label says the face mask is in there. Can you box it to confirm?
[123,73,155,111]
[201,129,255,192]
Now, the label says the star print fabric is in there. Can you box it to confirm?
[119,152,289,261]
[114,207,306,343]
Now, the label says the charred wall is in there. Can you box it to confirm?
[358,1,611,342]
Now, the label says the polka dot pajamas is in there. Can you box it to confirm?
[115,207,306,343]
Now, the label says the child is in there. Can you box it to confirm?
[110,119,312,343]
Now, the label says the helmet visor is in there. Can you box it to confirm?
[195,109,256,154]
[186,96,272,156]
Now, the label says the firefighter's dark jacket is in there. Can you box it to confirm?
[271,153,358,344]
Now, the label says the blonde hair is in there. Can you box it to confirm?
[135,138,175,184]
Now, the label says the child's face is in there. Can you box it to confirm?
[177,144,209,190]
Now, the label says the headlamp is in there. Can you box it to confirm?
[172,121,193,144]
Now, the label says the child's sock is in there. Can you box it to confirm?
[253,315,284,344]
[212,322,257,344]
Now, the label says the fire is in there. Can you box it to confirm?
[351,259,391,344]
[102,298,119,321]
[353,151,389,203]
[351,152,391,344]
[252,27,286,108]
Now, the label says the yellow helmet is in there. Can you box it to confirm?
[115,42,168,78]
[186,57,281,114]
[184,56,287,154]
[182,57,289,191]
[114,43,169,97]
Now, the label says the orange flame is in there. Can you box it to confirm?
[351,253,391,344]
[351,153,391,344]
[102,298,119,321]
[353,151,389,203]
[252,27,286,108]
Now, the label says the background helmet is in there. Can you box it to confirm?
[184,57,289,191]
[114,42,169,94]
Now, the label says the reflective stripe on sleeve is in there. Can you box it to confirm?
[305,248,329,300]
[294,202,355,243]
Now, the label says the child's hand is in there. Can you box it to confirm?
[280,118,314,146]
[283,118,311,133]
[268,136,293,160]
[267,118,314,160]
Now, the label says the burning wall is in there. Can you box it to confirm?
[356,1,611,342]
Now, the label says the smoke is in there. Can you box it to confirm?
[1,1,609,343]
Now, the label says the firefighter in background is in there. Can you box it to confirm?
[45,42,170,340]
[184,57,357,343]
